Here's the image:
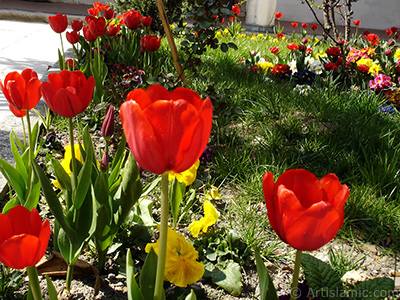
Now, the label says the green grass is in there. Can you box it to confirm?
[180,34,400,254]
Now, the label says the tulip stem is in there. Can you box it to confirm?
[21,116,27,148]
[26,110,33,169]
[68,118,78,192]
[290,250,303,300]
[154,173,169,300]
[59,33,66,70]
[65,264,74,291]
[26,266,43,300]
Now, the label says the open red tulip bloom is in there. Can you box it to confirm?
[263,169,349,251]
[41,70,95,118]
[0,68,41,111]
[48,14,68,34]
[120,84,213,175]
[0,205,50,269]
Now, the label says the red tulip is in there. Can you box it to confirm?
[71,20,83,31]
[122,10,142,30]
[291,22,298,28]
[119,84,213,174]
[0,68,41,111]
[263,169,349,251]
[270,47,279,54]
[275,12,282,19]
[142,16,153,27]
[104,8,115,20]
[287,42,299,51]
[48,14,68,33]
[66,30,80,44]
[41,70,95,118]
[311,24,318,30]
[141,35,161,52]
[232,5,240,15]
[107,24,120,37]
[353,20,361,27]
[0,205,50,269]
[88,17,106,38]
[87,8,99,16]
[301,23,308,28]
[83,25,97,42]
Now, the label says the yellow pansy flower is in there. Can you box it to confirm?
[188,200,220,237]
[215,31,222,39]
[257,60,274,73]
[223,28,229,35]
[145,227,204,287]
[170,24,176,30]
[53,144,84,189]
[168,160,200,186]
[394,49,400,60]
[205,185,221,200]
[369,63,381,74]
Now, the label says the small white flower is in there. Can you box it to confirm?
[293,84,312,95]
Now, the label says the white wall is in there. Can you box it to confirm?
[275,0,400,30]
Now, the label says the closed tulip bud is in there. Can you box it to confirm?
[385,48,393,56]
[102,105,114,139]
[100,151,109,171]
[48,14,68,33]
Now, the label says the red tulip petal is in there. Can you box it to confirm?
[263,172,280,235]
[47,72,64,90]
[276,169,324,208]
[143,99,200,171]
[41,82,57,112]
[171,87,204,110]
[7,205,33,235]
[126,88,153,109]
[8,104,26,117]
[144,84,172,103]
[285,201,341,251]
[120,100,166,174]
[21,69,38,82]
[35,220,50,264]
[0,234,41,269]
[25,78,41,110]
[29,208,43,237]
[8,81,25,109]
[173,97,213,172]
[320,173,349,207]
[52,89,79,118]
[76,76,95,111]
[0,214,13,245]
[0,80,12,102]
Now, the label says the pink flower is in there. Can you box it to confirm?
[369,73,393,91]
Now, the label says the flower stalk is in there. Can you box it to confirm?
[26,266,43,300]
[68,118,78,190]
[290,250,303,300]
[154,173,169,300]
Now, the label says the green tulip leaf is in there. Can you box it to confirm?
[73,147,93,209]
[0,158,25,201]
[301,253,344,299]
[126,249,145,300]
[11,130,26,153]
[51,157,72,192]
[10,131,28,182]
[139,248,159,300]
[45,275,58,300]
[351,278,394,300]
[24,173,41,211]
[2,197,19,214]
[171,178,186,228]
[254,247,278,300]
[32,160,77,243]
[211,260,242,296]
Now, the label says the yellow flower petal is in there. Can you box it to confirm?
[145,227,204,287]
[205,186,221,200]
[188,200,219,237]
[168,160,200,186]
